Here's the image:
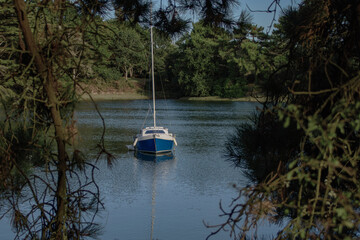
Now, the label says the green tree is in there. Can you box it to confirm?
[230,13,276,88]
[84,18,121,83]
[113,0,238,29]
[0,0,17,77]
[173,22,247,97]
[110,23,147,80]
[171,18,273,98]
[0,0,112,238]
[210,1,360,239]
[174,22,219,96]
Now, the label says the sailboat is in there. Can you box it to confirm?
[133,14,177,154]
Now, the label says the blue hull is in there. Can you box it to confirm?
[136,138,174,153]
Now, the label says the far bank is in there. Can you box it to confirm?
[77,78,264,102]
[79,92,264,102]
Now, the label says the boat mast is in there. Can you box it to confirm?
[150,2,156,127]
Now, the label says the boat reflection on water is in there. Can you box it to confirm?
[133,150,175,240]
[134,151,175,162]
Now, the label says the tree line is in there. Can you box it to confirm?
[96,16,274,98]
[1,3,278,99]
[39,10,277,99]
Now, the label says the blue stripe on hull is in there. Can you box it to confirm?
[136,138,174,153]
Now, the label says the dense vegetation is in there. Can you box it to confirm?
[2,0,275,99]
[1,0,359,239]
[48,12,274,99]
[216,0,360,239]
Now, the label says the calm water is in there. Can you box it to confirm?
[0,99,278,239]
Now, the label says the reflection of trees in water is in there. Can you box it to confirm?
[0,129,104,239]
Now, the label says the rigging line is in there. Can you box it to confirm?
[130,77,148,134]
[159,73,172,128]
[141,103,152,129]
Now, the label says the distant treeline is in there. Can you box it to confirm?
[1,0,289,99]
[85,16,285,98]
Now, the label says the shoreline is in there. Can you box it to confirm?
[77,80,265,102]
[179,96,265,102]
[79,92,265,102]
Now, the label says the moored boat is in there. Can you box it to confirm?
[133,126,176,153]
[133,4,177,154]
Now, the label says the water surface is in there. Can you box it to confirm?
[0,99,278,239]
[76,99,259,240]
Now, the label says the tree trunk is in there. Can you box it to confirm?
[129,67,133,78]
[125,68,128,81]
[13,0,68,238]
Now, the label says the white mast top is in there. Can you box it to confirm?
[150,2,156,127]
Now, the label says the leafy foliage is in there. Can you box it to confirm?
[109,22,148,80]
[171,20,272,98]
[212,0,360,239]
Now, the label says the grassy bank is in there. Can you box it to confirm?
[80,93,264,102]
[78,78,264,102]
[78,78,147,101]
[80,92,148,101]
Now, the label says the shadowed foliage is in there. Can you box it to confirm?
[208,0,360,239]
